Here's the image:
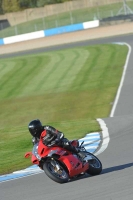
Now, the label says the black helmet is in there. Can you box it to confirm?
[28,119,43,138]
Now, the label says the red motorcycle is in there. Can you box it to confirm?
[25,140,102,183]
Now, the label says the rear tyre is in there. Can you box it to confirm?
[43,159,69,183]
[86,153,102,175]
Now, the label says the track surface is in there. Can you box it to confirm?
[1,33,133,200]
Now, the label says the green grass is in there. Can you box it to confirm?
[0,44,128,174]
[0,1,133,38]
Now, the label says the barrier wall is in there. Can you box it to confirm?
[3,31,45,44]
[0,38,4,45]
[0,20,99,46]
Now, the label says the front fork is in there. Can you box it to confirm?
[50,158,61,171]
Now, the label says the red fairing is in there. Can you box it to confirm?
[31,154,39,165]
[25,138,90,180]
[59,154,89,177]
[36,140,89,177]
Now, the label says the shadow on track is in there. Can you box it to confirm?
[102,162,133,174]
[68,163,133,183]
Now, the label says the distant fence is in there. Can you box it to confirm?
[0,0,133,26]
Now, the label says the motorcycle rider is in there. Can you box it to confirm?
[28,119,86,161]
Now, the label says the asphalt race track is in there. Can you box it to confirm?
[1,33,133,200]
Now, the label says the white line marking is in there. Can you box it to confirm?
[95,118,110,155]
[13,168,42,174]
[85,146,99,149]
[79,136,100,140]
[79,140,101,145]
[110,43,132,117]
[95,43,132,155]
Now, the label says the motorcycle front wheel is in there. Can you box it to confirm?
[86,152,102,175]
[43,159,69,183]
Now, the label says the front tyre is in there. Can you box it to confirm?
[86,153,102,175]
[43,159,69,183]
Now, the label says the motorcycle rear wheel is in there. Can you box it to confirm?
[43,159,69,183]
[86,153,102,175]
